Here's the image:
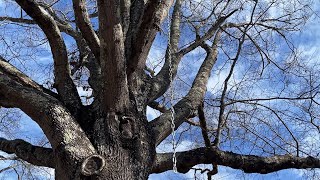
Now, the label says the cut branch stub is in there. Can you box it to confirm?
[81,155,106,176]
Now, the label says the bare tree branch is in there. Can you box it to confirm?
[0,0,316,178]
[147,0,182,102]
[148,101,168,113]
[72,0,100,59]
[126,0,175,75]
[0,137,54,168]
[152,147,320,174]
[0,16,34,24]
[0,56,58,99]
[198,101,218,176]
[213,1,258,146]
[177,9,237,56]
[15,0,81,115]
[213,35,245,147]
[225,96,320,106]
[0,72,96,169]
[0,16,80,40]
[0,165,18,174]
[198,102,211,147]
[150,30,222,145]
[148,9,236,103]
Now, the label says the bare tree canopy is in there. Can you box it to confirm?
[0,0,320,179]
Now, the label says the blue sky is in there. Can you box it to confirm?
[1,0,320,179]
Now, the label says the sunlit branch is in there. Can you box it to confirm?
[72,0,100,59]
[149,8,237,103]
[150,30,222,145]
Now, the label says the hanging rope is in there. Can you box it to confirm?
[167,3,177,173]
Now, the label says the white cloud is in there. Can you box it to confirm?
[0,1,5,9]
[76,86,93,105]
[147,45,166,75]
[206,62,244,95]
[156,139,195,153]
[34,167,54,180]
[207,66,229,92]
[146,106,161,121]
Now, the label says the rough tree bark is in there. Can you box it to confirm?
[0,0,319,180]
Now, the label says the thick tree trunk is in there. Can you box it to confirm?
[55,150,153,180]
[54,110,155,180]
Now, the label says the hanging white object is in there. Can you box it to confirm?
[167,2,177,173]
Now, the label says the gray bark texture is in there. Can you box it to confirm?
[0,0,319,179]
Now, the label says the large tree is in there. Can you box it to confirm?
[0,0,320,179]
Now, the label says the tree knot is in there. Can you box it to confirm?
[119,115,136,139]
[81,154,106,176]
